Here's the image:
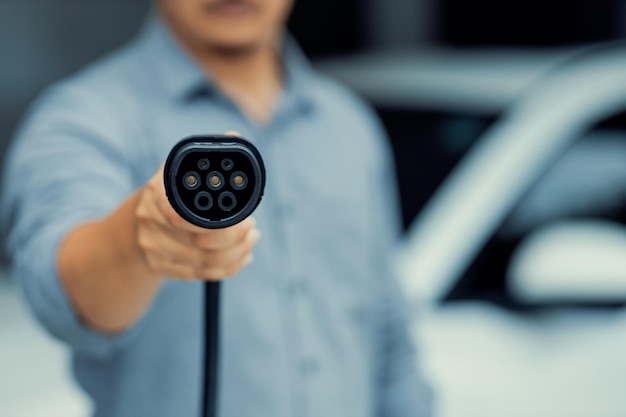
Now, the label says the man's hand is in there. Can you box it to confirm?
[59,161,260,333]
[135,165,260,281]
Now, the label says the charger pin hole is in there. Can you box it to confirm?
[221,158,234,171]
[198,159,210,170]
[207,171,224,190]
[182,171,201,190]
[230,171,248,190]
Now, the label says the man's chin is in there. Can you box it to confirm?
[201,37,262,57]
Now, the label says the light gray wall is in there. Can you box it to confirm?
[0,1,150,160]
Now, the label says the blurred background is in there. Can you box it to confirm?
[4,1,626,416]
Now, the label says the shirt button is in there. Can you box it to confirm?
[299,357,319,377]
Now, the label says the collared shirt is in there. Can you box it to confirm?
[1,14,431,417]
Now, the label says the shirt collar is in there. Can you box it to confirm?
[138,13,211,100]
[280,34,317,114]
[137,12,316,111]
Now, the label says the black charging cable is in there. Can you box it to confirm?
[202,282,220,417]
[164,135,265,417]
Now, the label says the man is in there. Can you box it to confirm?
[2,0,432,416]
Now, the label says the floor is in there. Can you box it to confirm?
[413,302,626,417]
[0,275,90,417]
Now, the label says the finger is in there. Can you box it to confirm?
[138,223,205,268]
[198,227,260,268]
[195,254,254,281]
[162,201,218,234]
[137,184,178,230]
[144,252,199,280]
[224,130,241,137]
[137,166,191,233]
[192,217,256,250]
[145,168,210,233]
[136,189,195,246]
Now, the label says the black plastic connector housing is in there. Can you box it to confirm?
[164,135,266,229]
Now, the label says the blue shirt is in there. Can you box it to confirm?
[2,14,431,417]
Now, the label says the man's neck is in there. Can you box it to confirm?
[197,43,284,124]
[165,22,283,124]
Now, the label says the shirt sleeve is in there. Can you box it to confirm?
[1,81,147,359]
[362,106,434,417]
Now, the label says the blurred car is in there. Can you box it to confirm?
[320,42,626,417]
